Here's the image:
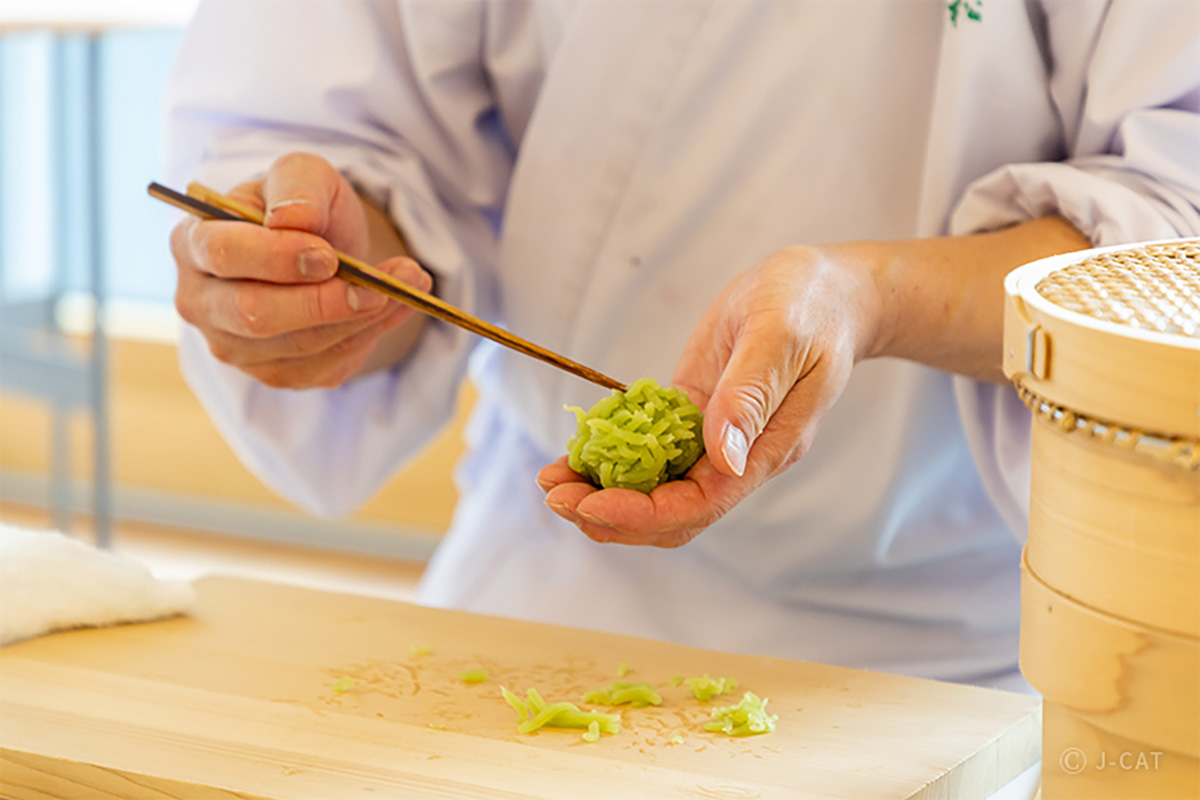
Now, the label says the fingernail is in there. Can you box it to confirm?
[722,424,749,477]
[298,248,335,278]
[346,284,386,312]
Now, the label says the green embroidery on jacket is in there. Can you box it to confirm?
[948,0,983,26]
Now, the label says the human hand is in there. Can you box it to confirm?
[170,152,432,389]
[537,243,887,547]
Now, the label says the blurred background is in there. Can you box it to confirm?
[0,0,468,599]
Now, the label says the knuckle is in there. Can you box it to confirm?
[306,284,331,327]
[231,290,268,336]
[726,382,774,431]
[169,220,193,265]
[200,229,229,274]
[173,287,198,326]
[272,151,336,187]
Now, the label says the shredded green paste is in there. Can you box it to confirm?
[333,677,354,693]
[566,377,704,493]
[684,674,739,701]
[410,644,432,656]
[617,661,632,677]
[582,681,663,707]
[582,720,601,743]
[703,692,778,737]
[501,686,621,736]
[460,669,489,683]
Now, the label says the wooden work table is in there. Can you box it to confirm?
[0,576,1040,799]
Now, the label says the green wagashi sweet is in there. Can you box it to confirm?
[565,377,704,493]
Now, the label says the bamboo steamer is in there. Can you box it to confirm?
[1003,240,1200,800]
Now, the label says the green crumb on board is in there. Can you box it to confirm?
[501,686,621,736]
[669,735,685,745]
[427,722,446,730]
[501,685,528,723]
[668,675,684,687]
[582,681,663,708]
[703,692,778,737]
[582,720,601,743]
[410,644,432,656]
[566,377,704,493]
[333,677,354,693]
[460,669,489,683]
[683,674,739,701]
[617,661,632,677]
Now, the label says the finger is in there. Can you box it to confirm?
[536,456,589,493]
[197,252,432,338]
[583,456,738,521]
[574,507,701,549]
[186,269,383,339]
[225,178,266,214]
[702,316,810,478]
[242,312,404,390]
[203,303,408,367]
[173,216,339,283]
[543,481,666,545]
[374,253,435,296]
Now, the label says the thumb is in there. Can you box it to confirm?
[702,325,802,478]
[261,152,343,235]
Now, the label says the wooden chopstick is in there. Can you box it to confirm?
[147,181,627,392]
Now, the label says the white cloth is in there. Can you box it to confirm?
[0,524,194,647]
[165,0,1200,691]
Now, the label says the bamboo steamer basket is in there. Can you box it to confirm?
[1003,239,1200,800]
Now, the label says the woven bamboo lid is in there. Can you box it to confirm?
[1003,239,1200,462]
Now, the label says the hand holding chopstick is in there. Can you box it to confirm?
[149,181,627,392]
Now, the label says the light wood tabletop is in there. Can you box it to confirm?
[0,575,1041,799]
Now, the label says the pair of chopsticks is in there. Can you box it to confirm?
[147,181,627,392]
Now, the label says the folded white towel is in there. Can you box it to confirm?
[0,523,195,647]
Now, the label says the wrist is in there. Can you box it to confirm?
[849,218,1091,382]
[856,240,902,363]
[802,240,897,364]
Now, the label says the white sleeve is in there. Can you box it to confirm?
[164,0,542,517]
[949,0,1200,541]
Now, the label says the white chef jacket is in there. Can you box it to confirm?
[166,0,1200,694]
